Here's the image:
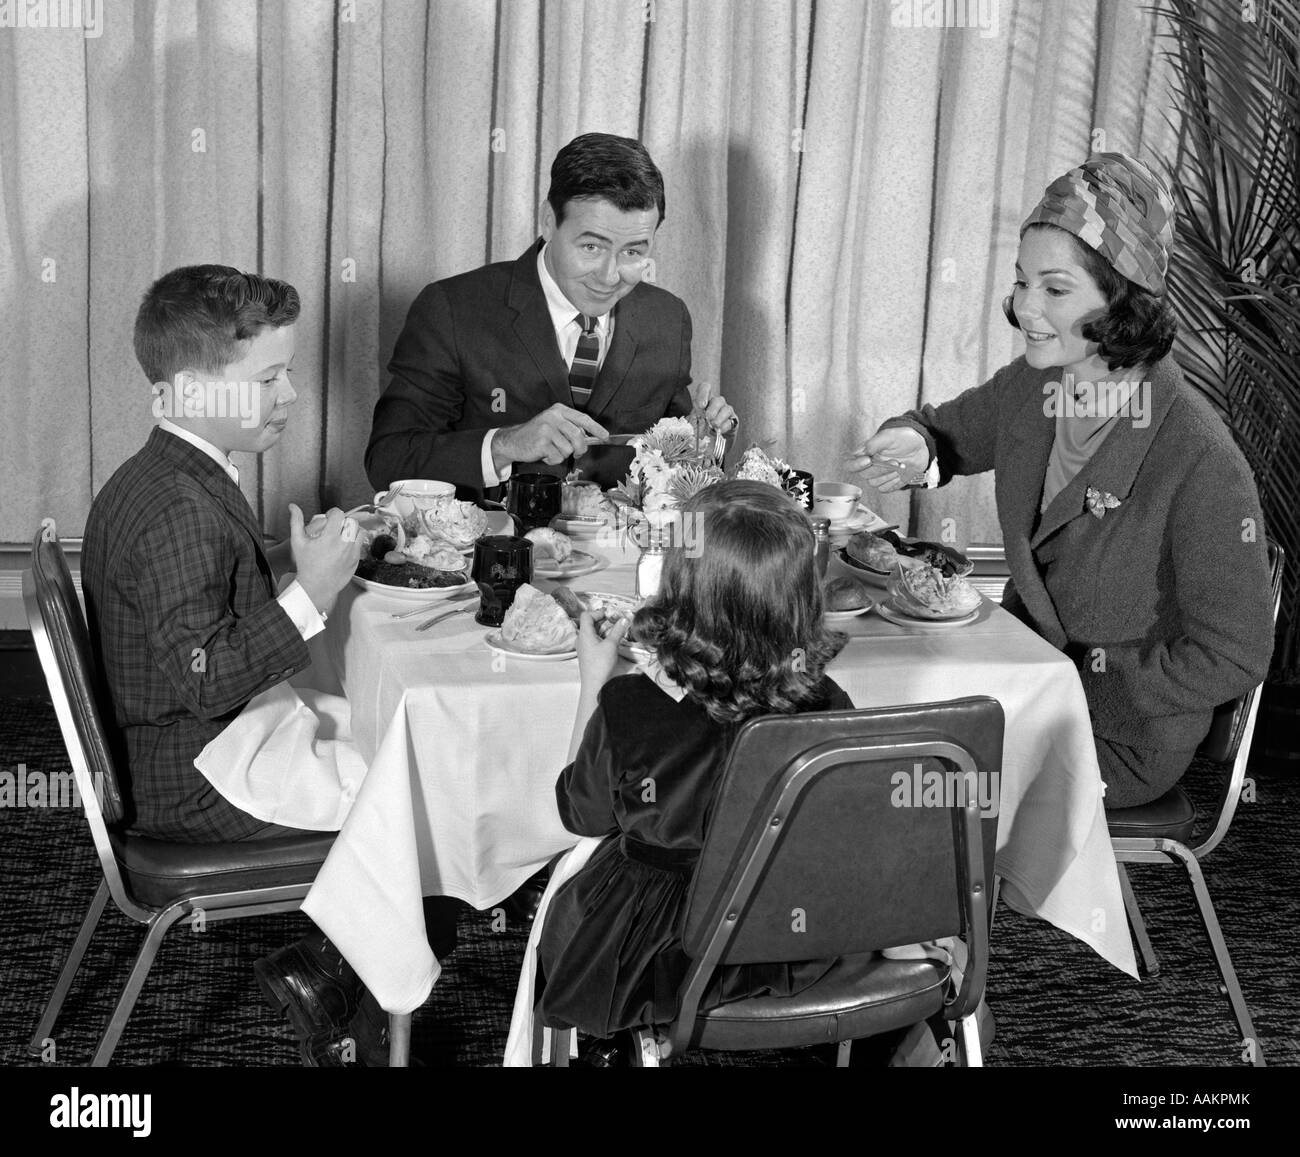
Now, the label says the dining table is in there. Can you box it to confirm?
[300,520,1138,1024]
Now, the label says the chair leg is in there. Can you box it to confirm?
[1115,862,1160,977]
[835,1039,853,1067]
[531,1003,546,1066]
[388,1012,412,1067]
[957,1011,983,1067]
[1169,846,1267,1067]
[91,904,186,1066]
[28,879,110,1057]
[630,1027,664,1067]
[988,875,1001,934]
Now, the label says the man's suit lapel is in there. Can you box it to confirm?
[146,428,275,595]
[507,243,574,408]
[587,292,639,417]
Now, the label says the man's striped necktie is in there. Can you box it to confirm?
[569,313,600,411]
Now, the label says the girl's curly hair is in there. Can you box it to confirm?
[631,481,844,725]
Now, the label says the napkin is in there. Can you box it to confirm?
[194,683,368,831]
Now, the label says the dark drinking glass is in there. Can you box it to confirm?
[472,536,533,627]
[508,472,562,533]
[787,469,814,511]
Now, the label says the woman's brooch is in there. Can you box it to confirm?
[1085,487,1122,519]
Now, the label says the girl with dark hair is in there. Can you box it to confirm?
[851,154,1274,809]
[535,481,850,1041]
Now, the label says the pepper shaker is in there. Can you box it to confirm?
[811,517,831,580]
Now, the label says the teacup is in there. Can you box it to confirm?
[374,479,456,520]
[812,482,862,524]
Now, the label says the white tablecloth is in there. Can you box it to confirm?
[302,541,1137,1015]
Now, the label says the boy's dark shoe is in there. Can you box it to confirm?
[254,930,362,1050]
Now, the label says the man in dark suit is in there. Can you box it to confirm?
[366,133,737,498]
[82,265,387,1065]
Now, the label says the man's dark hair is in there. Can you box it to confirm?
[546,133,666,227]
[134,265,301,384]
[1003,225,1177,370]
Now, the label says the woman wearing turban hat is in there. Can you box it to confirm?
[850,153,1275,808]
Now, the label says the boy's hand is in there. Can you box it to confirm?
[289,503,362,617]
[575,609,630,689]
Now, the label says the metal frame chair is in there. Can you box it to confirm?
[23,519,336,1065]
[1108,538,1284,1068]
[538,696,1004,1067]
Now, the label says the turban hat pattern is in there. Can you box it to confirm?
[1020,152,1176,294]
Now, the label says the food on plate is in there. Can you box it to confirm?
[579,592,640,639]
[551,586,585,622]
[845,531,900,573]
[525,527,575,563]
[891,565,981,617]
[562,479,616,522]
[355,558,468,590]
[822,576,871,611]
[846,530,971,578]
[500,584,579,654]
[413,497,489,549]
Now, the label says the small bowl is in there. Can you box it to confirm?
[375,479,457,520]
[813,482,862,524]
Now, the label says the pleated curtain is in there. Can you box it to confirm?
[0,0,1177,545]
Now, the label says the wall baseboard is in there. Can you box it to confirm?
[0,541,82,631]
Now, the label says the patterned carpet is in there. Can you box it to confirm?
[1,694,1296,1068]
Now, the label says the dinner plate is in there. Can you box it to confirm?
[533,549,606,580]
[876,599,979,628]
[484,632,576,661]
[350,572,473,603]
[824,600,875,624]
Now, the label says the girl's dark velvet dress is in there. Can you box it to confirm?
[537,670,852,1036]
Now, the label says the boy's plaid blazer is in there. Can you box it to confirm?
[81,426,311,841]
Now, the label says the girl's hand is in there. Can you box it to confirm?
[575,609,630,688]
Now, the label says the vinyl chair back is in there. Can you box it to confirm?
[23,518,335,1064]
[1109,537,1283,1068]
[1189,536,1284,858]
[24,519,144,917]
[670,696,1004,1061]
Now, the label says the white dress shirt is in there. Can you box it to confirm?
[157,419,325,640]
[479,243,614,488]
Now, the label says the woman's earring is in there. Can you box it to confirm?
[1001,295,1019,329]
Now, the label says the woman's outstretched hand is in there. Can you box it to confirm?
[847,426,931,493]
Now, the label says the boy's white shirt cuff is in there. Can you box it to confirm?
[277,579,327,640]
[482,428,513,489]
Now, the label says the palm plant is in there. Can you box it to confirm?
[1154,0,1300,678]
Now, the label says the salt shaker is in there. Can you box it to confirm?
[810,517,831,580]
[636,542,666,599]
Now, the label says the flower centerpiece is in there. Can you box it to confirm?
[733,444,811,507]
[610,416,725,513]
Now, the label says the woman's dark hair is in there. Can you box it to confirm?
[631,481,844,725]
[1002,224,1177,370]
[134,264,301,385]
[547,132,666,226]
